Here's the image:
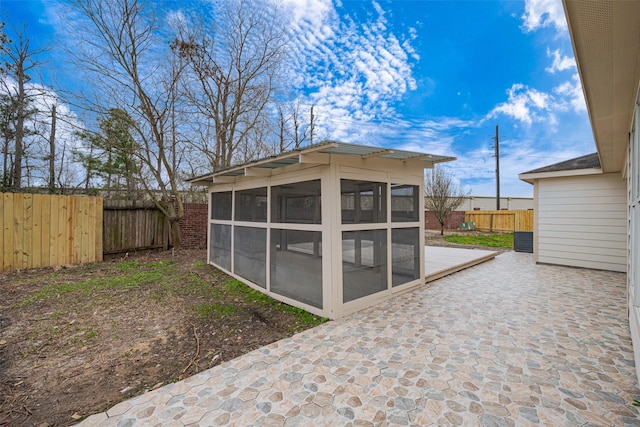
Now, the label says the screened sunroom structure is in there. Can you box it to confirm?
[188,141,455,319]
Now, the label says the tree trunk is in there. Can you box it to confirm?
[440,223,445,236]
[126,166,134,200]
[48,104,56,194]
[13,64,25,190]
[2,135,10,188]
[159,199,183,250]
[169,217,181,249]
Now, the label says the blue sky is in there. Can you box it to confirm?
[2,0,594,197]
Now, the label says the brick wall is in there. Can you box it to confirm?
[424,210,465,231]
[179,203,208,249]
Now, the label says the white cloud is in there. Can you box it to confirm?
[282,0,418,144]
[488,74,587,126]
[165,10,188,31]
[545,48,576,73]
[522,0,567,33]
[280,0,336,39]
[489,84,551,125]
[553,73,586,113]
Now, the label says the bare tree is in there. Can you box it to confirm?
[424,166,469,235]
[0,24,47,190]
[68,0,187,247]
[275,100,315,153]
[0,93,16,187]
[172,0,289,169]
[289,101,309,149]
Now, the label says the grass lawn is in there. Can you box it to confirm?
[444,233,514,248]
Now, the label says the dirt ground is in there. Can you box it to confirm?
[0,235,509,427]
[0,249,325,427]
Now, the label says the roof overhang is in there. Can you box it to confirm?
[563,0,640,173]
[518,167,602,184]
[187,141,456,186]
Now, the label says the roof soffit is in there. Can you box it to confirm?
[564,0,640,172]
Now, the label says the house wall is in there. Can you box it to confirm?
[535,173,627,272]
[628,97,640,383]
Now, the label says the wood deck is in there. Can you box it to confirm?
[425,246,498,282]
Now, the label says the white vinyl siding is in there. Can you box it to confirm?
[631,99,640,307]
[537,173,627,272]
[629,98,640,384]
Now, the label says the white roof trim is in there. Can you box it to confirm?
[188,141,455,186]
[519,167,603,184]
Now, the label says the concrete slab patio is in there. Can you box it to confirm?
[424,246,497,283]
[78,252,640,426]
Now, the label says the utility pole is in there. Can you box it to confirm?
[493,124,500,210]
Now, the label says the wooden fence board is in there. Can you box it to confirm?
[95,198,103,262]
[49,195,59,267]
[0,193,103,271]
[102,200,169,256]
[59,197,65,265]
[40,195,51,268]
[32,194,43,268]
[2,193,189,270]
[66,196,72,264]
[464,210,534,232]
[0,195,2,269]
[23,194,33,269]
[26,195,34,267]
[2,193,13,271]
[81,198,90,263]
[72,197,82,263]
[86,198,95,263]
[0,195,3,270]
[13,195,23,269]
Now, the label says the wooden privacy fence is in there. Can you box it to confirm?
[464,210,534,232]
[103,200,169,256]
[1,193,103,271]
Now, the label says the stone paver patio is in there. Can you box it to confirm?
[78,252,640,426]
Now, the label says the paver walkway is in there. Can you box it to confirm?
[78,252,640,426]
